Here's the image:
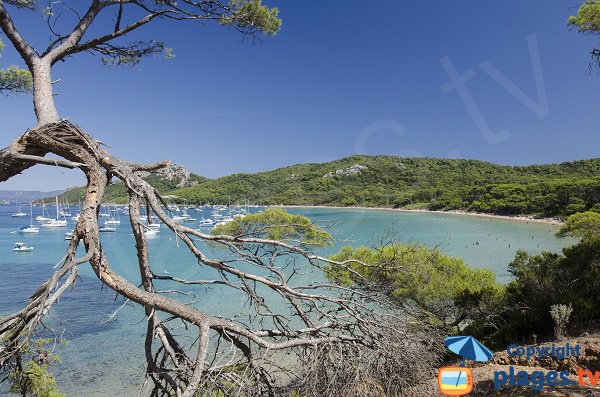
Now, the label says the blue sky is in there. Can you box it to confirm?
[1,1,600,190]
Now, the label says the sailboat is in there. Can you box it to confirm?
[100,205,110,217]
[59,199,72,217]
[11,203,27,217]
[35,202,51,222]
[41,197,67,227]
[71,199,81,221]
[20,203,40,233]
[104,208,121,225]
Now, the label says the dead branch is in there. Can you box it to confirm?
[0,121,443,396]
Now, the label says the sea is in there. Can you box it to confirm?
[0,205,576,396]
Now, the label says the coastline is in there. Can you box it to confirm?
[277,205,564,225]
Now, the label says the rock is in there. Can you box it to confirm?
[323,164,367,178]
[138,163,194,188]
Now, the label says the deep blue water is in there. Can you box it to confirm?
[0,205,574,396]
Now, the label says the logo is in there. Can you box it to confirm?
[438,366,473,396]
[493,343,587,391]
[438,335,493,396]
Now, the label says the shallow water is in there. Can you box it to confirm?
[0,205,575,396]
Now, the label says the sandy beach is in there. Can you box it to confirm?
[277,205,564,225]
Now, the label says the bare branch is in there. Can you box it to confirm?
[0,2,38,66]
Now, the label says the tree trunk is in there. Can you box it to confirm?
[31,59,59,126]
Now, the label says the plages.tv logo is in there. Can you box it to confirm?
[438,336,493,396]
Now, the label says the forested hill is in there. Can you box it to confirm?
[57,156,600,218]
[56,163,208,204]
[172,156,600,217]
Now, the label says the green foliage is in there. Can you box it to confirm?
[3,0,37,9]
[220,0,281,36]
[341,197,357,206]
[0,37,33,95]
[327,243,503,328]
[0,65,33,93]
[557,211,600,241]
[169,156,600,217]
[568,1,600,33]
[211,208,332,246]
[486,238,600,346]
[8,339,64,397]
[56,156,600,218]
[100,41,173,67]
[54,172,208,204]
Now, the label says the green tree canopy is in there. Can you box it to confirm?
[211,208,333,246]
[496,238,600,346]
[568,1,600,70]
[327,243,504,329]
[0,37,32,94]
[557,211,600,240]
[568,1,600,33]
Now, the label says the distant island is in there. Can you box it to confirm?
[0,189,64,204]
[55,155,600,218]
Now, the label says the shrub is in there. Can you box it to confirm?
[550,303,573,341]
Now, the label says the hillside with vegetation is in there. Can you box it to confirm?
[55,164,208,204]
[56,156,600,217]
[172,156,599,217]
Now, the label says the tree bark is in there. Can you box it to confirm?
[31,59,59,126]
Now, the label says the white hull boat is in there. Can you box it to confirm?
[42,219,67,228]
[19,226,40,234]
[13,242,34,252]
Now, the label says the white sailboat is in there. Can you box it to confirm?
[20,203,40,233]
[42,197,67,227]
[59,199,72,217]
[146,223,161,230]
[100,205,111,217]
[11,203,27,217]
[35,203,52,222]
[104,208,121,225]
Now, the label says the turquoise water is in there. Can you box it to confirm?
[0,206,575,396]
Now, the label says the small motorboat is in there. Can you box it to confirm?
[199,218,215,227]
[13,242,34,252]
[19,225,40,234]
[65,231,75,240]
[99,226,117,233]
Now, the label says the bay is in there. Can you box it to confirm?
[0,205,575,396]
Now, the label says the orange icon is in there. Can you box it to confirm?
[438,366,474,396]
